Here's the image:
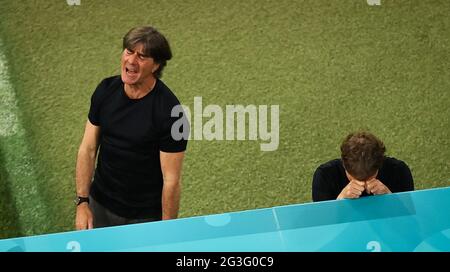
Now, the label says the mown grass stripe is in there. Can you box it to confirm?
[0,39,50,237]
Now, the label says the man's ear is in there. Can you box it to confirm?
[152,63,160,73]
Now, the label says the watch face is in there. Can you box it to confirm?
[75,197,89,205]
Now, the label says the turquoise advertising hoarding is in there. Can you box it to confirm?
[1,187,449,252]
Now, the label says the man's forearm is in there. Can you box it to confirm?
[161,181,181,220]
[160,151,184,220]
[75,148,96,197]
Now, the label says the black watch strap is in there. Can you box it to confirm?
[75,196,90,206]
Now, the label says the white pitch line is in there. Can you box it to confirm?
[0,41,19,137]
[0,39,49,236]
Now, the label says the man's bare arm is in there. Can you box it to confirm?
[160,151,185,220]
[75,120,100,230]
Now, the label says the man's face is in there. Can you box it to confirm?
[121,43,160,86]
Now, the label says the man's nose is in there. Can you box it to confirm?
[127,53,138,64]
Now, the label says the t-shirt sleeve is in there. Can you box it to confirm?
[392,160,414,193]
[88,79,108,126]
[158,99,189,153]
[312,167,335,202]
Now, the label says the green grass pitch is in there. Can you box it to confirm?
[0,0,449,238]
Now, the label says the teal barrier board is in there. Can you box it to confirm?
[1,187,449,252]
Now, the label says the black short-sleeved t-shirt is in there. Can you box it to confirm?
[312,157,414,202]
[88,75,188,219]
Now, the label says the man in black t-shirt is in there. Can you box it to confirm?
[312,131,414,202]
[75,26,188,229]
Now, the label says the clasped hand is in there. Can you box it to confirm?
[337,178,391,200]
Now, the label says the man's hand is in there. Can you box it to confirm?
[75,203,94,230]
[365,178,391,195]
[337,179,366,200]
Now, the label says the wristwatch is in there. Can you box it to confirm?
[75,196,90,206]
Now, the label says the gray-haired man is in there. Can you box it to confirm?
[75,26,188,229]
